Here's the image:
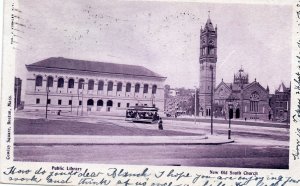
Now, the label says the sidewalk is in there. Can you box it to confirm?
[14,134,234,146]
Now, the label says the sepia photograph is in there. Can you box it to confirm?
[11,0,292,170]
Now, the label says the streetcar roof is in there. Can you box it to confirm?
[126,106,158,111]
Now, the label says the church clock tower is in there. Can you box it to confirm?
[199,14,217,116]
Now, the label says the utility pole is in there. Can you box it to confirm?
[46,84,49,119]
[81,83,84,116]
[15,78,18,111]
[194,86,197,125]
[77,85,79,116]
[210,65,214,135]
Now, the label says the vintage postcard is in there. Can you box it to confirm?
[1,0,300,185]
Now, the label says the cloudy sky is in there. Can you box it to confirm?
[15,1,292,93]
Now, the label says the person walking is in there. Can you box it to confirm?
[158,117,163,130]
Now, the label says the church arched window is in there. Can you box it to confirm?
[250,91,260,112]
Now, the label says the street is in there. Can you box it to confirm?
[14,113,290,168]
[14,144,288,168]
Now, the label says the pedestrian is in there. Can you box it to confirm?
[245,117,247,122]
[158,117,163,130]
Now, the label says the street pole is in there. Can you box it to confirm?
[15,79,18,110]
[81,83,84,116]
[228,105,232,139]
[71,95,73,112]
[194,86,197,125]
[210,65,214,135]
[46,85,49,119]
[228,115,231,139]
[77,86,79,116]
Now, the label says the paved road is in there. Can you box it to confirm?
[15,112,290,141]
[14,114,289,168]
[14,144,288,168]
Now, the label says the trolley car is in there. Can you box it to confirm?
[125,106,160,123]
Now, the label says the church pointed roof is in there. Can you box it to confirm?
[277,82,287,92]
[205,17,215,31]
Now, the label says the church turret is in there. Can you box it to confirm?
[199,12,217,117]
[234,67,249,88]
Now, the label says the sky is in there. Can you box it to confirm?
[14,0,292,95]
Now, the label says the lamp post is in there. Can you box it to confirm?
[210,65,214,135]
[227,95,235,139]
[228,103,233,139]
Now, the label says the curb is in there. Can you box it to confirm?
[14,140,235,146]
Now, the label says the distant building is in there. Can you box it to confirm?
[269,83,291,122]
[25,57,166,115]
[165,88,198,117]
[14,77,22,109]
[165,95,191,116]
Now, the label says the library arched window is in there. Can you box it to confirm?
[87,99,94,106]
[47,76,53,87]
[78,79,85,89]
[117,82,122,92]
[57,78,64,88]
[35,76,43,87]
[88,79,94,90]
[143,84,149,94]
[126,83,131,92]
[107,100,113,107]
[97,100,103,106]
[152,85,157,94]
[98,80,104,90]
[107,81,113,91]
[135,83,140,93]
[68,79,74,88]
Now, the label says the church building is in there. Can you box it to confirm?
[199,15,217,117]
[214,68,270,121]
[198,16,270,121]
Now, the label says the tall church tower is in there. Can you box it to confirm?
[199,14,217,116]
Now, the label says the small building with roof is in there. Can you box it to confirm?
[269,82,291,122]
[25,57,166,115]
